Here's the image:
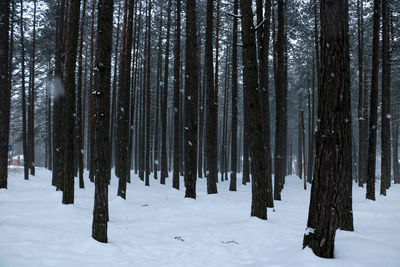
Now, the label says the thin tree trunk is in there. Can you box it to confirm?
[366,0,380,201]
[161,0,172,184]
[229,0,238,192]
[172,0,181,190]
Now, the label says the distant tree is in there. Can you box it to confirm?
[0,0,11,189]
[303,0,352,258]
[184,0,198,199]
[92,0,114,243]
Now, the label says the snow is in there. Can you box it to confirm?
[0,167,399,267]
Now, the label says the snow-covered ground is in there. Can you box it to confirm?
[0,167,399,267]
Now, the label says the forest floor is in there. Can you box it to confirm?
[0,167,399,267]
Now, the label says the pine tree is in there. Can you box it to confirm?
[240,0,269,220]
[303,0,352,258]
[92,0,114,243]
[172,0,181,190]
[0,0,11,189]
[366,0,381,201]
[184,0,198,199]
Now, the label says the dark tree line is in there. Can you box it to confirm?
[1,0,399,258]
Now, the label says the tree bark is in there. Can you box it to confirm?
[161,0,172,184]
[92,0,113,243]
[184,0,198,199]
[366,0,380,201]
[63,0,81,204]
[303,0,352,257]
[0,0,10,189]
[172,0,181,190]
[205,0,218,194]
[240,0,269,220]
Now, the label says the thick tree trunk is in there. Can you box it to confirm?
[0,0,10,189]
[256,0,273,207]
[274,0,287,201]
[184,0,198,199]
[92,0,113,243]
[63,0,81,204]
[303,0,352,258]
[52,0,65,188]
[116,0,134,198]
[240,0,269,220]
[205,0,218,194]
[366,0,380,201]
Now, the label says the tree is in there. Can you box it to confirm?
[27,0,37,176]
[274,0,287,201]
[76,0,88,189]
[256,0,273,207]
[161,0,172,185]
[366,0,381,201]
[0,0,11,189]
[92,0,114,243]
[240,0,269,220]
[184,0,198,199]
[116,0,134,199]
[205,0,218,194]
[172,0,181,190]
[229,0,238,192]
[63,0,81,204]
[303,0,352,258]
[145,0,152,187]
[380,0,391,195]
[52,0,65,189]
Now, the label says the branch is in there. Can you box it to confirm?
[226,12,242,18]
[255,17,267,31]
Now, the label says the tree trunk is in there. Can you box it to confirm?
[184,0,198,199]
[0,0,10,189]
[303,0,352,257]
[116,0,134,198]
[77,0,88,189]
[172,0,181,190]
[63,0,81,204]
[161,0,172,185]
[240,0,269,220]
[256,0,273,207]
[274,0,287,201]
[366,0,380,201]
[52,0,65,189]
[205,0,218,194]
[145,0,152,186]
[380,0,390,195]
[229,0,238,192]
[92,0,113,243]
